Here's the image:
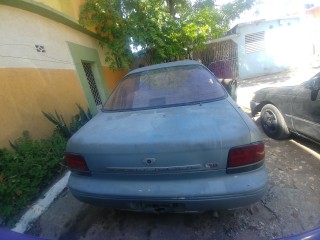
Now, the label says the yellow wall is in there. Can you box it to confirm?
[33,0,85,20]
[103,67,128,92]
[33,0,62,12]
[0,68,88,148]
[72,0,86,20]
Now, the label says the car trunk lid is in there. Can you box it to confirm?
[67,99,251,174]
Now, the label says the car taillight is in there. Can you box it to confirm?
[65,153,90,175]
[227,142,265,174]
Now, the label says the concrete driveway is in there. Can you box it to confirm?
[27,68,320,240]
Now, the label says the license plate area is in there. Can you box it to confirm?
[140,202,186,213]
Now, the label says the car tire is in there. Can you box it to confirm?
[260,104,290,139]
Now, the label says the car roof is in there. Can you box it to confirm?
[127,60,202,76]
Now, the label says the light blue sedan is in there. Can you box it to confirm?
[65,60,268,213]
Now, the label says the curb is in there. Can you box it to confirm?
[11,171,71,233]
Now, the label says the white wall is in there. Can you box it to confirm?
[235,18,314,79]
[0,5,107,70]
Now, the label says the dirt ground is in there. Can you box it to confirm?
[27,70,320,240]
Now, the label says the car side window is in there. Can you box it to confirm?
[314,76,320,89]
[305,73,320,90]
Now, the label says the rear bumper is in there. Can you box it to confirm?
[70,187,267,212]
[68,167,268,212]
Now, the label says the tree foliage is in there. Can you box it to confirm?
[80,0,254,70]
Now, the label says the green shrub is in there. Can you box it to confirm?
[0,131,67,226]
[42,104,92,139]
[0,105,91,226]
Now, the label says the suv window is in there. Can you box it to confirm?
[103,65,226,111]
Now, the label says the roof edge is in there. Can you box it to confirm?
[0,0,99,39]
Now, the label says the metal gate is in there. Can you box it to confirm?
[82,62,103,110]
[193,40,238,79]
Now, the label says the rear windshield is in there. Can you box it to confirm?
[103,65,226,111]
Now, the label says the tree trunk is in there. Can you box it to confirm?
[166,0,175,16]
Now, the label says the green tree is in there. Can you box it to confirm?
[80,0,254,70]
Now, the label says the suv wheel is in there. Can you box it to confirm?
[260,104,290,139]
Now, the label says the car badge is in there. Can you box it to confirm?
[143,158,156,166]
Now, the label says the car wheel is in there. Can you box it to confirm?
[260,104,290,139]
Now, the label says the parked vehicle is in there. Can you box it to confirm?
[251,72,320,143]
[65,60,268,213]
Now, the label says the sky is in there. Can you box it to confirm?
[215,0,319,27]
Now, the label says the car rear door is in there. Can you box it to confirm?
[291,75,320,141]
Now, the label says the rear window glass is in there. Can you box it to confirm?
[103,65,226,111]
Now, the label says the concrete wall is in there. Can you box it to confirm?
[0,4,126,148]
[234,18,314,79]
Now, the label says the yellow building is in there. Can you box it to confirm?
[0,0,127,148]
